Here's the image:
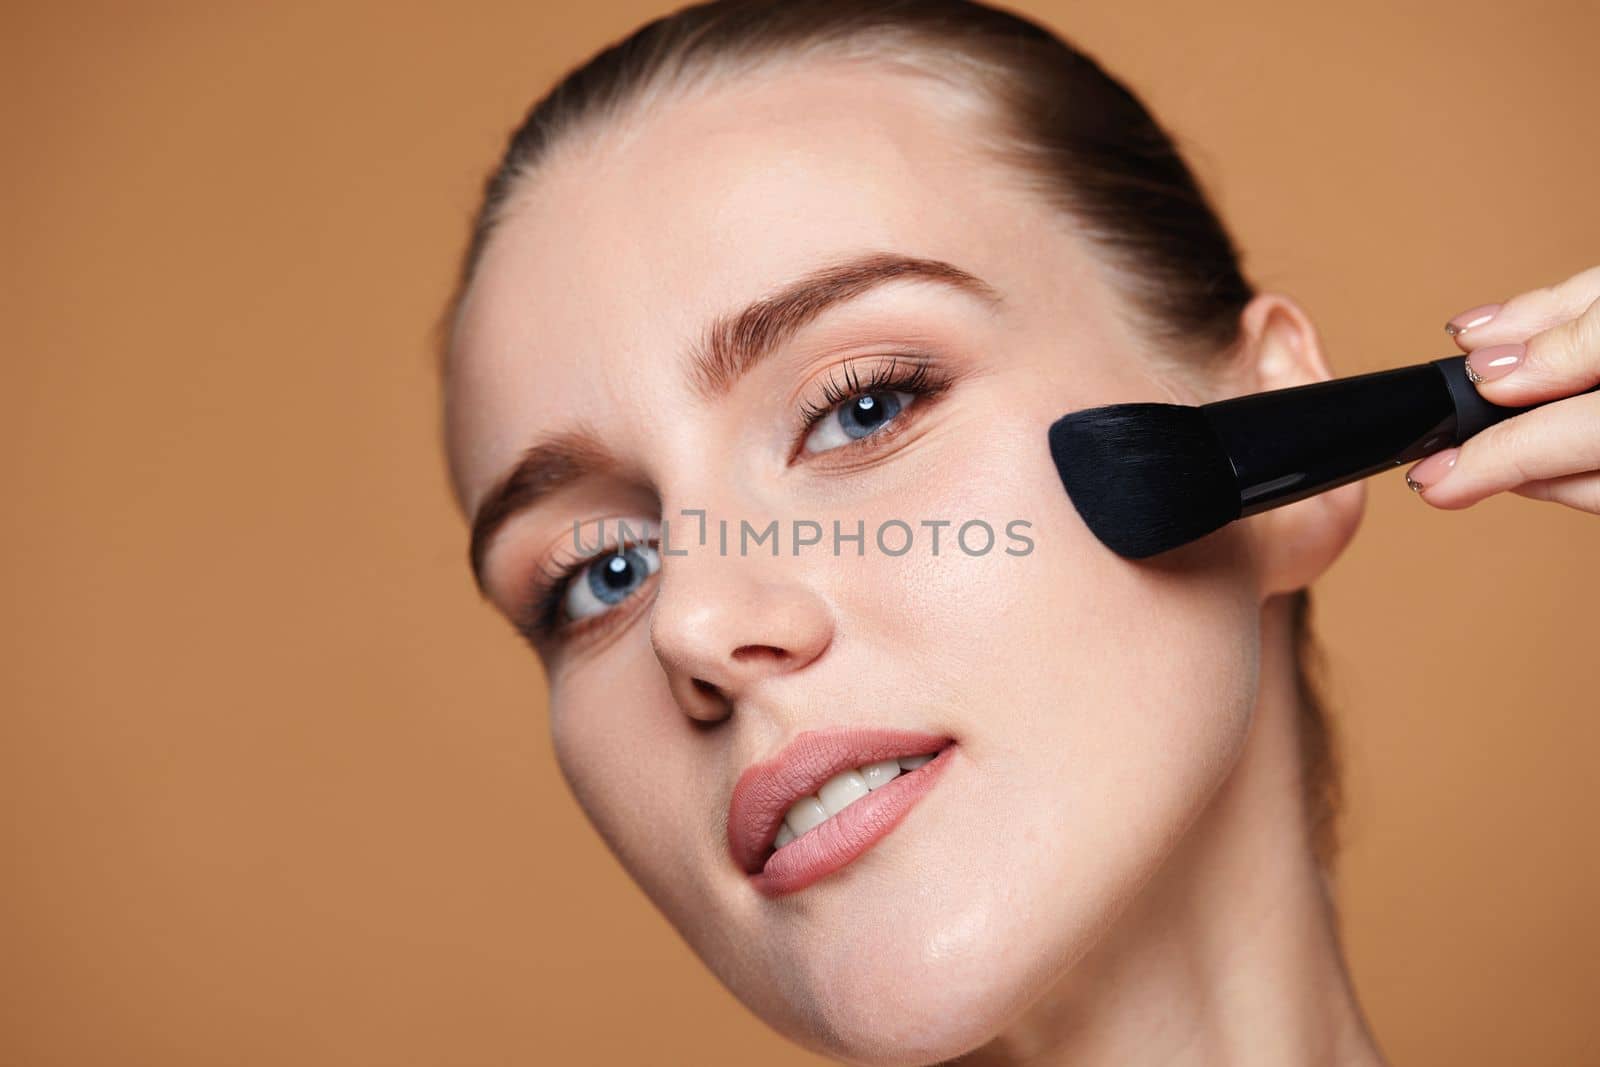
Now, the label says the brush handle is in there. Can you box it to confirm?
[1200,354,1600,517]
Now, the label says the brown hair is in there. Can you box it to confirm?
[437,0,1342,869]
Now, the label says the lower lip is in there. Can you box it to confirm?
[750,743,958,898]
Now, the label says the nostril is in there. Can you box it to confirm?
[689,677,732,726]
[731,644,788,663]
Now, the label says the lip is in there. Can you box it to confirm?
[727,726,956,896]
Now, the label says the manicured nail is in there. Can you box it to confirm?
[1464,342,1525,384]
[1444,302,1502,337]
[1405,448,1459,493]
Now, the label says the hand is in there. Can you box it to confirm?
[1404,265,1600,513]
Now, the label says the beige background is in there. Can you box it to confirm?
[5,1,1598,1063]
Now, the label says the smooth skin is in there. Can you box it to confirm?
[444,59,1389,1065]
[1406,265,1600,510]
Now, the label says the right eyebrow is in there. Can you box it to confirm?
[467,251,1003,595]
[468,427,617,596]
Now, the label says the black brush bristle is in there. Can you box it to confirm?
[1047,403,1241,559]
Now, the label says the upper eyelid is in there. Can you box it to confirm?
[795,352,944,416]
[795,347,933,390]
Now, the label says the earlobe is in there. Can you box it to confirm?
[1231,293,1368,599]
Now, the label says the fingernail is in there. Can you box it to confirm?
[1444,302,1502,337]
[1464,342,1525,384]
[1405,447,1459,493]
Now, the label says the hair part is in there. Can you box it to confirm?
[436,0,1342,871]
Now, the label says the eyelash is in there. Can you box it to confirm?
[793,354,952,441]
[516,354,955,648]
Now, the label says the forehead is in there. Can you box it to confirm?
[445,60,1054,511]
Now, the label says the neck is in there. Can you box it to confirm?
[958,593,1388,1067]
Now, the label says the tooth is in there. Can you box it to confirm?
[817,769,870,815]
[860,759,903,790]
[898,753,934,770]
[774,822,795,848]
[784,795,830,837]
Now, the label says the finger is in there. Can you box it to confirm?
[1445,303,1503,351]
[1510,470,1600,514]
[1446,264,1600,352]
[1406,390,1600,509]
[1465,293,1600,408]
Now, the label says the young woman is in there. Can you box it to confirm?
[435,2,1600,1062]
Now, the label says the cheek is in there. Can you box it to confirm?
[547,647,710,914]
[549,645,794,1030]
[895,409,1261,859]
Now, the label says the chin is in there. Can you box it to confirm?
[763,913,1064,1066]
[703,856,1087,1066]
[756,944,1016,1065]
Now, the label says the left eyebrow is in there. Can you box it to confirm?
[467,250,1002,594]
[684,250,1003,402]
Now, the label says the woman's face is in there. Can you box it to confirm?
[446,62,1264,1065]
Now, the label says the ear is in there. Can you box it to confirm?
[1229,293,1368,601]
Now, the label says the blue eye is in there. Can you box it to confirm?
[562,542,662,622]
[794,354,953,458]
[802,389,917,454]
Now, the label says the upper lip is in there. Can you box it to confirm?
[727,725,954,875]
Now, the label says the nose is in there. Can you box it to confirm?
[649,548,834,723]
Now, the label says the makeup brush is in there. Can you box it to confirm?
[1047,354,1600,559]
